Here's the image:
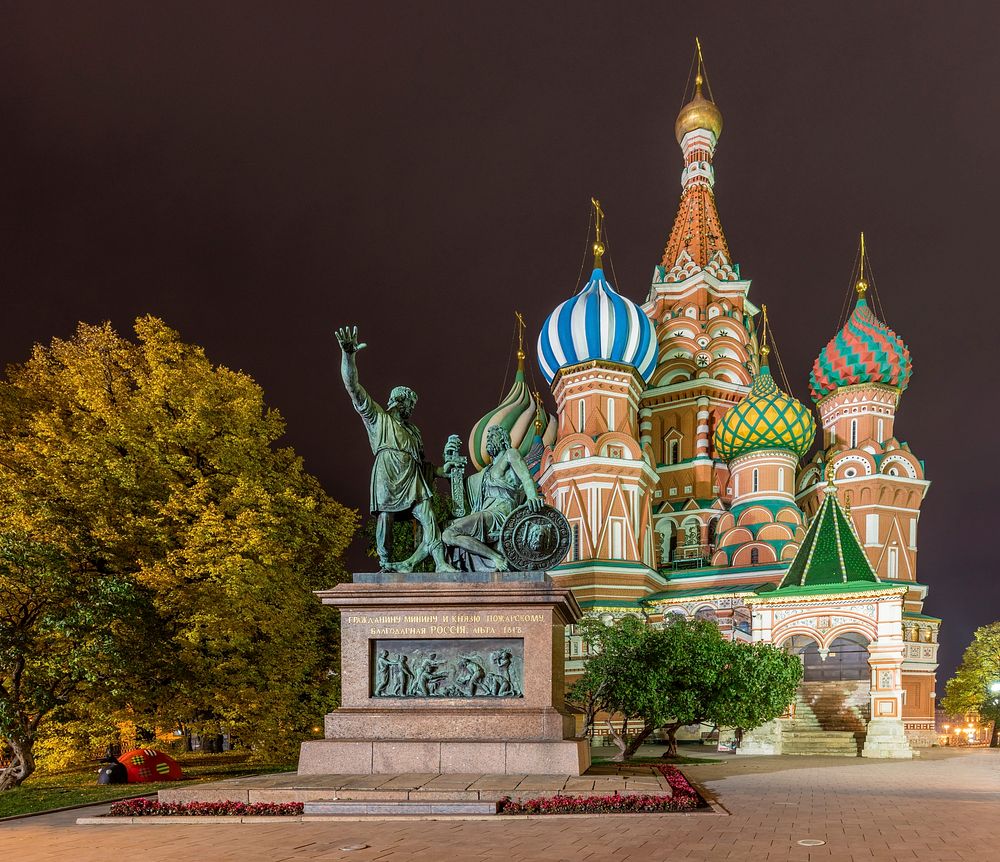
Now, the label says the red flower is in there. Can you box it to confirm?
[496,765,701,815]
[108,800,305,817]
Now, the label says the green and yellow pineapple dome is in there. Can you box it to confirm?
[713,355,816,462]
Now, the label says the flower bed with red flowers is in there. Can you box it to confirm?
[108,799,304,817]
[498,764,702,815]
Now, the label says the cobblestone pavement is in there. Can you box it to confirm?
[2,748,998,862]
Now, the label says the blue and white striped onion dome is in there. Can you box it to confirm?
[537,267,658,384]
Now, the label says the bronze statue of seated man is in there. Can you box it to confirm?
[442,425,543,571]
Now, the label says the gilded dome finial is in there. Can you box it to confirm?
[759,304,770,367]
[591,197,605,268]
[515,310,526,367]
[855,231,869,298]
[695,37,705,94]
[675,37,723,143]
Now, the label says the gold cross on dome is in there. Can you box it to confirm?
[514,310,526,361]
[591,198,606,266]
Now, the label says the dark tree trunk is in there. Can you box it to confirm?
[0,736,36,792]
[621,723,656,759]
[660,723,681,758]
[990,723,999,748]
[605,720,628,761]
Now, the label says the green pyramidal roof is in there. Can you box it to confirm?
[776,484,880,590]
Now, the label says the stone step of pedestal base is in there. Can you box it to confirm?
[304,799,498,816]
[783,749,860,756]
[782,728,863,756]
[783,747,862,755]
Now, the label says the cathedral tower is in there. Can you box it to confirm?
[797,237,937,745]
[536,201,662,608]
[711,312,815,568]
[640,41,758,569]
[798,238,926,584]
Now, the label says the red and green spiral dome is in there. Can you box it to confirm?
[809,297,912,402]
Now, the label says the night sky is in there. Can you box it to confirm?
[2,3,997,680]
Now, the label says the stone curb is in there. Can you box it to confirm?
[76,808,724,825]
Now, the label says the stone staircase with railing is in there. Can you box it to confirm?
[781,681,869,756]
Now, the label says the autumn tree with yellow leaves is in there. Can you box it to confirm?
[0,318,357,789]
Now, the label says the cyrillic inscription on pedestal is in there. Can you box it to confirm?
[371,638,523,698]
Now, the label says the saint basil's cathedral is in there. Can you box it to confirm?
[467,45,937,756]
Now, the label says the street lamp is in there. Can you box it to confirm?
[989,681,1000,695]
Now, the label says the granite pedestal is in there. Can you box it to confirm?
[298,571,590,776]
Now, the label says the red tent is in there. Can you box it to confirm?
[118,748,184,783]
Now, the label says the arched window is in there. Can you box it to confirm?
[877,418,884,444]
[887,546,899,579]
[664,433,681,465]
[752,468,759,493]
[784,634,870,682]
[607,398,616,432]
[578,399,586,434]
[750,547,760,565]
[777,468,785,492]
[850,419,858,449]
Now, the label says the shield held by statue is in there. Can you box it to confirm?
[445,463,571,571]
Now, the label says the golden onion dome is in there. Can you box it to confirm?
[674,75,723,144]
[713,353,816,462]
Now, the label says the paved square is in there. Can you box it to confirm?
[2,748,998,861]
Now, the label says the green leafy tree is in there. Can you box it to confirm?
[0,535,145,790]
[941,622,1000,746]
[707,640,802,746]
[643,618,732,757]
[569,616,728,759]
[0,318,358,788]
[569,616,801,759]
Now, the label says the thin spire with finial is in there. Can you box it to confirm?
[825,459,836,488]
[693,36,715,101]
[759,303,771,365]
[514,310,526,368]
[856,231,869,298]
[591,197,605,268]
[695,36,705,95]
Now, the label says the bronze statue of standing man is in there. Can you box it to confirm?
[336,326,456,573]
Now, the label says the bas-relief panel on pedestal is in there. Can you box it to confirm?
[371,638,524,699]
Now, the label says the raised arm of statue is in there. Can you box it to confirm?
[335,325,373,414]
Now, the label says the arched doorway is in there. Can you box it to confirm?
[782,633,871,742]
